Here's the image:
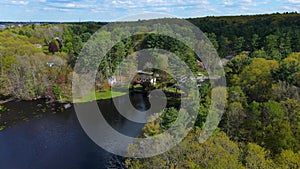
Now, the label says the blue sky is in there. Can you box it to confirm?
[0,0,299,22]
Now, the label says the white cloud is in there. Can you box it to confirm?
[175,0,209,5]
[287,0,300,4]
[48,2,93,9]
[239,0,270,7]
[108,0,210,9]
[112,0,134,5]
[283,5,299,10]
[146,0,164,3]
[223,0,235,6]
[11,1,28,5]
[152,7,173,12]
[43,7,71,12]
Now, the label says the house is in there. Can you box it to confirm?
[0,25,7,29]
[197,60,206,70]
[46,62,55,67]
[108,76,116,85]
[35,44,42,48]
[136,70,157,84]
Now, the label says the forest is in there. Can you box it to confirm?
[0,12,299,168]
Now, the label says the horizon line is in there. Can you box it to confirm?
[0,11,298,23]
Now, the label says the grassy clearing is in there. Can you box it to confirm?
[164,87,183,94]
[74,90,127,103]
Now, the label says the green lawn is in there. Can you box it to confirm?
[164,87,183,94]
[133,84,144,90]
[74,90,127,103]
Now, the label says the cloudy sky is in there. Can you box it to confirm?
[0,0,299,22]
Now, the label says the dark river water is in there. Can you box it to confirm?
[0,93,148,169]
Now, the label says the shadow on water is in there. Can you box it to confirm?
[0,93,148,169]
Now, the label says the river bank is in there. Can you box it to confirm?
[0,88,128,104]
[0,99,68,131]
[0,87,182,132]
[0,92,125,131]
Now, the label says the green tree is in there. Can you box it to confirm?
[272,52,300,86]
[263,104,297,154]
[1,56,18,72]
[280,99,300,150]
[265,122,297,154]
[251,49,268,59]
[18,30,24,36]
[228,86,247,106]
[225,52,251,86]
[218,36,232,57]
[265,34,282,60]
[279,33,292,59]
[206,32,219,51]
[233,36,245,54]
[251,34,260,51]
[225,102,246,140]
[245,143,274,169]
[80,32,91,42]
[261,100,284,128]
[142,120,160,137]
[73,35,83,55]
[240,58,279,102]
[24,30,32,38]
[276,150,300,169]
[160,108,178,130]
[244,101,263,143]
[126,128,245,169]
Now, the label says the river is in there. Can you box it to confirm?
[0,93,149,169]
